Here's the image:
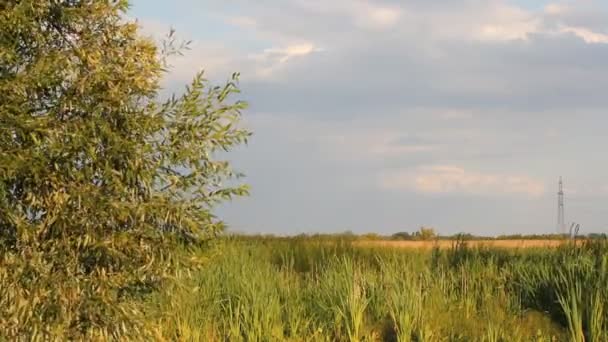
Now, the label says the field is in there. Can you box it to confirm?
[355,239,570,250]
[146,237,608,341]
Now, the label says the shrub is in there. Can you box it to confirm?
[391,232,413,240]
[416,227,437,241]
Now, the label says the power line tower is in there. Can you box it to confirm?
[557,177,566,235]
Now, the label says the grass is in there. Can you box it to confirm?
[145,237,607,341]
[355,239,573,249]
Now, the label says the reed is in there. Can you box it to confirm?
[145,237,608,341]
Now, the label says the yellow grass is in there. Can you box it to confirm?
[354,239,577,249]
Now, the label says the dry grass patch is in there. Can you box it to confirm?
[355,239,575,249]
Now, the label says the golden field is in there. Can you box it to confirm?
[354,239,579,249]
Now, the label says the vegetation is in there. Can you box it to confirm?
[147,236,608,341]
[1,2,606,341]
[0,1,248,339]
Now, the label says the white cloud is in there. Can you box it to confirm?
[268,44,322,63]
[473,4,540,41]
[559,25,608,44]
[471,4,608,45]
[379,166,545,197]
[248,43,323,78]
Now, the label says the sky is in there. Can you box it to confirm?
[130,0,608,236]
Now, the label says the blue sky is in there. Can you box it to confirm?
[131,0,608,236]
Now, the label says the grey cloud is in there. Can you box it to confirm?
[167,0,608,118]
[241,32,608,119]
[542,3,608,32]
[135,0,608,235]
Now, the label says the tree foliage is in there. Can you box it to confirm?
[391,232,412,240]
[416,227,437,241]
[0,1,249,339]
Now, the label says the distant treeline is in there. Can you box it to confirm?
[230,228,608,241]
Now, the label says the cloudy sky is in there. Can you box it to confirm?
[131,0,608,236]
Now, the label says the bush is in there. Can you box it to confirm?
[416,227,437,241]
[391,232,413,240]
[0,1,248,339]
[360,233,382,241]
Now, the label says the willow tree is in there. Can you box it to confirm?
[0,1,249,339]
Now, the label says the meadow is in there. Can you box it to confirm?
[146,237,608,341]
[354,239,569,249]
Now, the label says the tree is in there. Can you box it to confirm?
[391,232,412,240]
[0,1,249,339]
[416,227,437,241]
[361,233,382,240]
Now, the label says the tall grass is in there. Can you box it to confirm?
[515,240,608,342]
[146,237,608,341]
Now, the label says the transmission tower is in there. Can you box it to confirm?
[557,177,565,235]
